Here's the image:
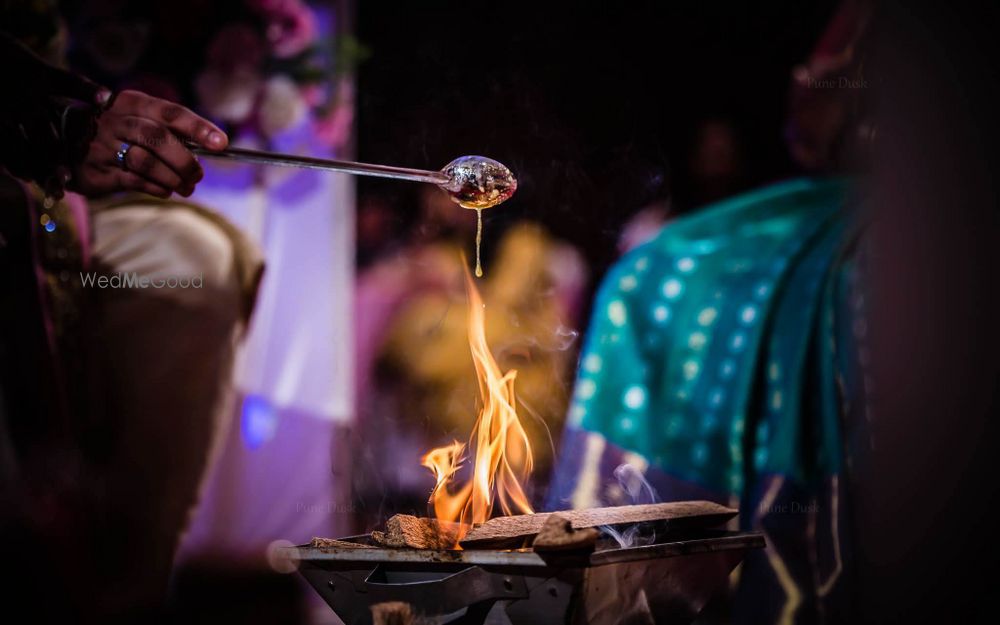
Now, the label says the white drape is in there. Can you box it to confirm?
[191,128,355,424]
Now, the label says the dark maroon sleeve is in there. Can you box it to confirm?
[0,31,105,193]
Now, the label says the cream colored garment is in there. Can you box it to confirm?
[89,199,263,609]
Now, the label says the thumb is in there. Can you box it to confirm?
[40,65,111,107]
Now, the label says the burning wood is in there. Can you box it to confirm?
[461,501,736,549]
[531,513,600,552]
[400,262,733,552]
[418,265,535,546]
[370,514,464,550]
[310,537,374,549]
[357,501,735,552]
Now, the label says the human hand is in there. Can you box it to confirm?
[72,90,228,198]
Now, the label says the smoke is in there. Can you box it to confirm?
[551,324,580,351]
[601,463,659,549]
[613,463,659,504]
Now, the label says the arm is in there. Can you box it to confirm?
[0,31,108,192]
[0,31,228,199]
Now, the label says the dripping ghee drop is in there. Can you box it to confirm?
[439,155,517,279]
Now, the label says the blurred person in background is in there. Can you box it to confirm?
[352,184,587,529]
[0,2,274,622]
[548,1,873,622]
[51,7,359,609]
[618,117,747,257]
[853,2,1000,622]
[684,118,747,206]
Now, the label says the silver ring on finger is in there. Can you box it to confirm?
[115,142,132,171]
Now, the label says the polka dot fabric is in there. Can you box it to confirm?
[556,177,850,495]
[548,177,866,623]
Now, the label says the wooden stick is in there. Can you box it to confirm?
[461,501,736,548]
[310,537,374,549]
[371,602,415,625]
[371,514,464,550]
[532,513,600,552]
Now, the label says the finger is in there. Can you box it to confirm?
[121,144,184,191]
[112,115,203,185]
[68,141,164,198]
[114,169,172,198]
[42,67,111,107]
[112,90,228,150]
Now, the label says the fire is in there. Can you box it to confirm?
[419,265,534,544]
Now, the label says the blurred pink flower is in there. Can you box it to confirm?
[300,83,326,107]
[207,23,264,72]
[267,5,317,58]
[313,79,353,149]
[313,105,353,151]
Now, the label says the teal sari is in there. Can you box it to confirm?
[548,178,867,624]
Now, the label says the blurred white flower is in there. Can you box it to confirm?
[258,75,307,137]
[195,67,262,124]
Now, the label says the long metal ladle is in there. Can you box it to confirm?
[188,144,517,209]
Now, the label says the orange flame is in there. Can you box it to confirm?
[419,265,534,544]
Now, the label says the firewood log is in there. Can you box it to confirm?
[461,501,736,548]
[371,514,463,550]
[371,602,415,625]
[532,513,600,552]
[310,537,374,549]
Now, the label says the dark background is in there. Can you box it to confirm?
[356,0,838,275]
[359,5,1000,624]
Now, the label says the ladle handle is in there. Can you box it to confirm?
[187,142,450,185]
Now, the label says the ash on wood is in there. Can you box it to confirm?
[371,514,462,550]
[461,501,736,549]
[371,601,415,625]
[309,537,374,549]
[532,513,600,552]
